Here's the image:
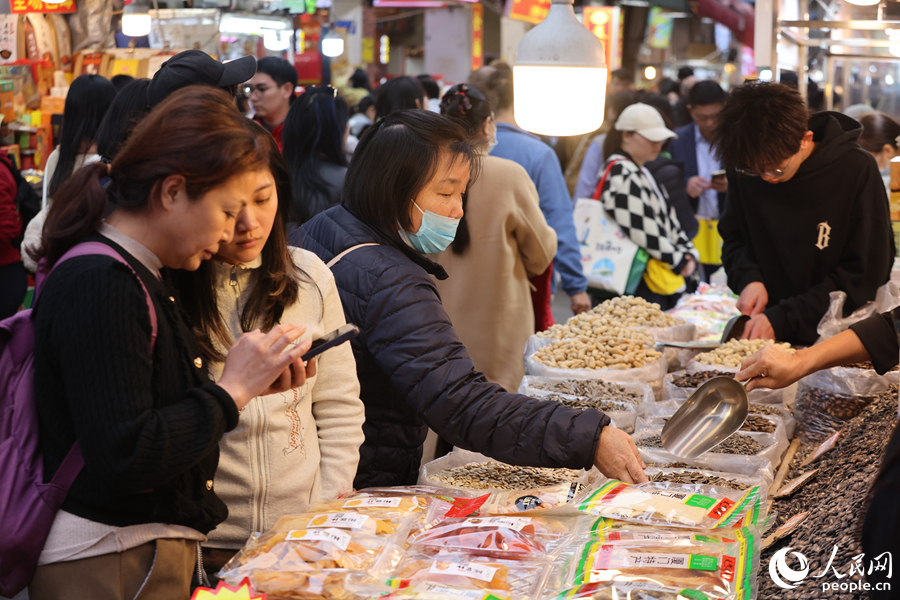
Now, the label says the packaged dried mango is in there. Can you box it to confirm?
[380,581,511,600]
[407,516,570,560]
[386,553,549,597]
[455,482,586,516]
[573,518,747,546]
[550,527,759,600]
[246,568,390,600]
[550,581,719,600]
[217,513,410,582]
[575,481,763,529]
[341,486,468,501]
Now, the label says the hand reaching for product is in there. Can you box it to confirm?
[570,292,591,315]
[741,314,775,341]
[217,324,313,410]
[736,282,768,316]
[738,344,805,391]
[594,426,647,484]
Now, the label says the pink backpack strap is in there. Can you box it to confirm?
[38,241,158,354]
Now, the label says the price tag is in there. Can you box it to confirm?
[462,516,530,531]
[800,431,840,467]
[774,470,818,498]
[429,561,498,582]
[285,528,351,550]
[342,497,403,509]
[307,513,370,530]
[411,582,492,600]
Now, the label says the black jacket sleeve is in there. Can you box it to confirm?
[764,165,893,343]
[849,309,900,375]
[719,180,764,295]
[364,261,609,471]
[47,261,237,494]
[654,162,699,241]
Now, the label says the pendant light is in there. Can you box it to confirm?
[513,0,607,136]
[322,28,345,58]
[122,0,152,38]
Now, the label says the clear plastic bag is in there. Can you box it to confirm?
[632,427,786,473]
[519,377,656,419]
[638,448,775,482]
[386,553,549,597]
[527,389,638,433]
[642,467,770,492]
[644,324,697,372]
[794,366,894,442]
[407,515,571,560]
[548,526,760,600]
[574,480,764,530]
[246,568,392,600]
[524,336,668,400]
[460,482,587,516]
[635,412,789,452]
[815,282,900,344]
[380,582,511,600]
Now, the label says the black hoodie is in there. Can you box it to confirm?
[719,111,894,345]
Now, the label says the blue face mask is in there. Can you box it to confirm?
[399,201,460,254]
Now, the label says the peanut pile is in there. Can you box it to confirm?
[532,335,662,370]
[537,296,681,340]
[694,339,793,368]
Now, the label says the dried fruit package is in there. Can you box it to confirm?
[380,581,511,600]
[549,581,717,600]
[386,553,549,597]
[247,568,389,600]
[552,527,759,599]
[217,512,411,582]
[575,480,763,529]
[452,482,585,516]
[341,486,467,501]
[407,516,569,559]
[573,518,747,547]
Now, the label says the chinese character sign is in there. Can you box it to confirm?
[0,16,17,64]
[471,3,483,72]
[507,0,550,26]
[11,0,75,14]
[582,7,620,77]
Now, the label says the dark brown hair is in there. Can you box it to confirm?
[35,85,273,269]
[168,119,316,362]
[342,109,480,237]
[858,112,900,154]
[713,81,808,173]
[470,62,513,112]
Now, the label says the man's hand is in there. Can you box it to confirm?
[571,291,591,315]
[593,426,647,484]
[742,313,775,341]
[680,255,696,278]
[686,176,710,198]
[737,345,803,391]
[710,176,728,193]
[736,282,768,316]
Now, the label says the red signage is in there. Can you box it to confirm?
[582,7,616,76]
[507,0,550,25]
[471,3,483,72]
[11,0,75,14]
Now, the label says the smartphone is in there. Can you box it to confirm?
[301,323,360,362]
[711,169,727,181]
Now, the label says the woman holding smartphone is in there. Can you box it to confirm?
[168,119,365,575]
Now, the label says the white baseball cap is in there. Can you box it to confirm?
[615,103,678,142]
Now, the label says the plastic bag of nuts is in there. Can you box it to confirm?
[518,376,658,419]
[632,427,786,473]
[663,368,797,408]
[793,366,894,443]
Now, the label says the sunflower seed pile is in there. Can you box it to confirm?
[671,370,735,388]
[637,433,768,456]
[539,394,633,413]
[430,462,581,491]
[528,379,643,405]
[748,404,788,418]
[648,470,751,491]
[741,414,777,434]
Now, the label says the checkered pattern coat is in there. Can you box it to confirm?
[601,154,699,270]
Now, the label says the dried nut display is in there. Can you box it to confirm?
[537,296,681,340]
[637,433,767,456]
[430,462,581,491]
[532,335,662,370]
[648,470,751,491]
[794,385,877,442]
[748,403,788,418]
[740,414,777,434]
[539,394,633,413]
[528,379,643,405]
[694,339,794,368]
[671,370,735,388]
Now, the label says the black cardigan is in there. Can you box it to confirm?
[33,235,238,534]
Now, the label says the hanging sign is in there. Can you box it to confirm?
[10,0,75,15]
[471,2,483,72]
[506,0,550,25]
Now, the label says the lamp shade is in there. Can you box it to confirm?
[844,0,879,5]
[322,31,345,58]
[513,0,607,136]
[122,2,151,37]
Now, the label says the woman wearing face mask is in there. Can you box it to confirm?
[168,120,365,575]
[295,110,647,490]
[601,103,699,310]
[434,84,556,393]
[858,111,900,198]
[27,87,311,598]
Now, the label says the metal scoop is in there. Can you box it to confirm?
[661,377,755,458]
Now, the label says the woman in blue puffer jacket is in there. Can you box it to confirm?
[293,109,647,489]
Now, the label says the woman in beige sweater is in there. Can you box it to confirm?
[434,84,557,392]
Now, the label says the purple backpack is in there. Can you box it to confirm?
[0,241,157,596]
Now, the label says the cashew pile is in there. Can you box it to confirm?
[532,335,662,370]
[538,296,682,340]
[694,339,794,368]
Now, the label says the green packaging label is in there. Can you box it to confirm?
[688,555,718,571]
[684,494,716,509]
[679,590,709,600]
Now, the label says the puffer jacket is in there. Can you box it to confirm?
[296,206,610,489]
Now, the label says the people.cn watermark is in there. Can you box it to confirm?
[769,546,892,594]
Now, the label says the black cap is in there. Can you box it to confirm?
[147,50,257,108]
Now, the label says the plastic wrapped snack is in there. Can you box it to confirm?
[549,581,720,600]
[380,581,511,600]
[217,513,410,581]
[456,482,586,516]
[572,518,754,546]
[340,486,468,501]
[575,480,763,530]
[247,568,390,600]
[387,553,549,597]
[552,527,759,599]
[407,516,570,560]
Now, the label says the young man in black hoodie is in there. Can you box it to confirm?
[715,81,893,345]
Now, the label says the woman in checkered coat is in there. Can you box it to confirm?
[599,103,700,309]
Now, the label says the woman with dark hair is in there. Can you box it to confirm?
[169,119,364,575]
[434,83,556,393]
[249,56,298,148]
[374,75,425,119]
[349,67,372,93]
[294,109,647,490]
[282,86,350,226]
[858,111,900,196]
[96,78,151,162]
[45,74,117,202]
[27,86,313,597]
[349,94,376,137]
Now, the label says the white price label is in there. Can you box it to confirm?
[429,561,499,583]
[630,532,694,541]
[307,513,371,530]
[624,552,692,569]
[285,528,351,550]
[462,516,530,531]
[343,497,403,508]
